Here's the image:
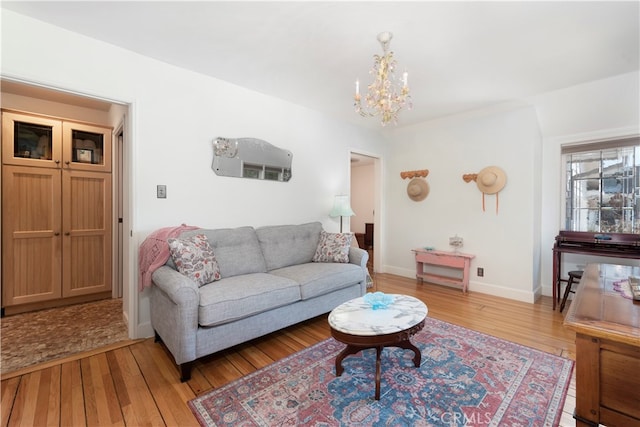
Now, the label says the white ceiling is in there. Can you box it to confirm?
[2,1,639,129]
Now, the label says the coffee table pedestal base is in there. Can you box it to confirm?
[332,320,425,400]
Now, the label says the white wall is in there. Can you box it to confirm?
[378,72,640,302]
[1,10,387,338]
[531,71,640,295]
[384,105,543,302]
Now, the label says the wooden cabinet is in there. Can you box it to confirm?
[564,263,640,427]
[364,222,374,248]
[2,110,112,314]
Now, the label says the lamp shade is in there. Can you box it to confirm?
[330,195,355,217]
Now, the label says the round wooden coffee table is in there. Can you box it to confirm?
[328,294,428,400]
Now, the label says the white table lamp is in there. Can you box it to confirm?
[330,195,355,233]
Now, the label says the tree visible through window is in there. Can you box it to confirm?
[563,137,640,234]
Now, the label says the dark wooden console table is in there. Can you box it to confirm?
[552,231,640,310]
[564,263,640,427]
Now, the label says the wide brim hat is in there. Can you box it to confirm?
[476,166,506,195]
[407,178,429,201]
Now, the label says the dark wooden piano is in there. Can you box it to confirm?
[552,231,640,309]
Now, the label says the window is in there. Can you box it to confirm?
[563,137,640,234]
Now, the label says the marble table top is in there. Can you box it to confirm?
[328,294,428,336]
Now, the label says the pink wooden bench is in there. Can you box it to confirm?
[412,249,475,292]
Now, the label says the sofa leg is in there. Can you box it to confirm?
[153,331,190,381]
[180,362,192,382]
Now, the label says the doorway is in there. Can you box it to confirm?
[0,79,133,345]
[350,152,380,275]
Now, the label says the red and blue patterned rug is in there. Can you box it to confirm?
[189,317,573,426]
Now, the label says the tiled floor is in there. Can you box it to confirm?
[1,298,128,375]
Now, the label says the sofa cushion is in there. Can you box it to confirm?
[181,227,267,278]
[269,262,364,300]
[198,273,301,327]
[312,231,353,263]
[256,222,322,271]
[167,234,221,286]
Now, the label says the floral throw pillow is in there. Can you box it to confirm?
[167,234,221,286]
[312,231,353,263]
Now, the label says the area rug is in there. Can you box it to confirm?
[1,298,128,374]
[189,317,573,426]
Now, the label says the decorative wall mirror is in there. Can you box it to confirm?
[211,137,292,182]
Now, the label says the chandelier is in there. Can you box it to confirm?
[354,32,412,126]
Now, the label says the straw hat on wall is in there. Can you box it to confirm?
[463,166,507,213]
[476,166,506,195]
[407,178,430,202]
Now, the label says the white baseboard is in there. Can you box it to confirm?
[121,310,133,339]
[468,281,537,304]
[382,265,537,303]
[137,321,155,339]
[383,265,414,278]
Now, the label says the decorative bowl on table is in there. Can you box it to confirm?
[364,292,395,310]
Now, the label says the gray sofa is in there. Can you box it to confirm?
[150,221,368,381]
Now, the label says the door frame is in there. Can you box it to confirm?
[112,112,136,339]
[113,120,125,300]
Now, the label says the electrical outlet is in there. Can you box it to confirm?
[157,185,167,199]
[477,267,484,277]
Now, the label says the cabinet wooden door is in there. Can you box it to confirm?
[62,170,112,297]
[2,166,62,305]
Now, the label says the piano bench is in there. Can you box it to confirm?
[560,270,583,313]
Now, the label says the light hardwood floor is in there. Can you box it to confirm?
[1,273,577,426]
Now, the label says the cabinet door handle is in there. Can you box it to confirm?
[65,232,70,236]
[54,232,60,236]
[65,161,70,166]
[55,160,60,165]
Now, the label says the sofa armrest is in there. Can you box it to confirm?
[349,247,370,294]
[150,266,200,367]
[349,246,369,269]
[152,265,199,305]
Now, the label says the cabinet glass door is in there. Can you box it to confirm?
[63,122,111,172]
[14,121,53,160]
[1,111,62,168]
[71,129,104,165]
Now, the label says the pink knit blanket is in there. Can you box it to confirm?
[138,224,200,291]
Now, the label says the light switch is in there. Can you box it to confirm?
[157,185,167,199]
